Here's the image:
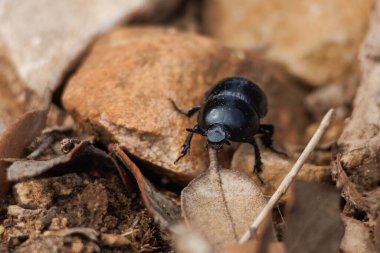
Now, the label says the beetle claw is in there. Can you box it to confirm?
[269,147,288,157]
[254,166,265,185]
[174,143,190,164]
[174,153,185,164]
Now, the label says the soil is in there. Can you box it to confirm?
[0,169,171,252]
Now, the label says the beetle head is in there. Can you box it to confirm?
[206,124,229,149]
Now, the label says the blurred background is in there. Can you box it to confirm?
[0,1,378,252]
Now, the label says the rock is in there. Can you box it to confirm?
[0,80,25,136]
[100,233,131,247]
[305,76,359,120]
[341,216,377,253]
[202,0,374,86]
[13,174,83,208]
[337,1,380,189]
[305,119,345,147]
[63,27,309,183]
[231,143,331,197]
[7,205,43,218]
[0,0,179,101]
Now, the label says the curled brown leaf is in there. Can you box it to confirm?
[0,109,48,198]
[6,140,91,182]
[112,145,181,228]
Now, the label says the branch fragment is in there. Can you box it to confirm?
[239,109,334,243]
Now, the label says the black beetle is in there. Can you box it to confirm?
[171,77,283,183]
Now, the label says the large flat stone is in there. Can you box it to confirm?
[202,0,374,86]
[0,0,178,99]
[63,27,309,182]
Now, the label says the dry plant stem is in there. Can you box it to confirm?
[239,109,335,243]
[208,148,239,240]
[208,148,220,173]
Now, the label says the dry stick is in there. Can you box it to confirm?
[239,108,335,243]
[208,148,239,240]
[208,148,220,173]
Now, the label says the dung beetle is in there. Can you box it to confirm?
[171,77,284,183]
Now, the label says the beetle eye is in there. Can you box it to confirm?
[207,124,227,144]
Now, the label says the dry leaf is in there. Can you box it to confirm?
[226,242,286,253]
[284,180,343,253]
[113,145,181,228]
[331,159,371,214]
[7,140,127,191]
[333,6,380,251]
[43,227,99,241]
[337,0,380,188]
[224,240,260,253]
[172,223,214,253]
[181,149,269,250]
[225,214,285,253]
[0,109,48,198]
[255,214,285,253]
[375,216,380,251]
[7,156,72,182]
[172,219,283,253]
[7,140,91,182]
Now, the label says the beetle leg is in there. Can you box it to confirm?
[169,98,201,118]
[258,124,287,157]
[175,124,202,163]
[250,139,265,184]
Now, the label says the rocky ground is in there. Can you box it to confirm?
[0,0,380,252]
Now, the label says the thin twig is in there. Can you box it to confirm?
[239,109,335,243]
[208,148,220,174]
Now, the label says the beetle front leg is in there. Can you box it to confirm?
[174,124,203,163]
[169,98,201,118]
[250,139,265,184]
[258,124,287,156]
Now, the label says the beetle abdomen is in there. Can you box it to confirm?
[206,77,267,118]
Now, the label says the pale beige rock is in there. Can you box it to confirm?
[231,143,331,197]
[0,0,178,99]
[337,1,380,190]
[0,60,26,135]
[202,0,374,86]
[341,216,377,253]
[0,80,25,135]
[63,27,309,182]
